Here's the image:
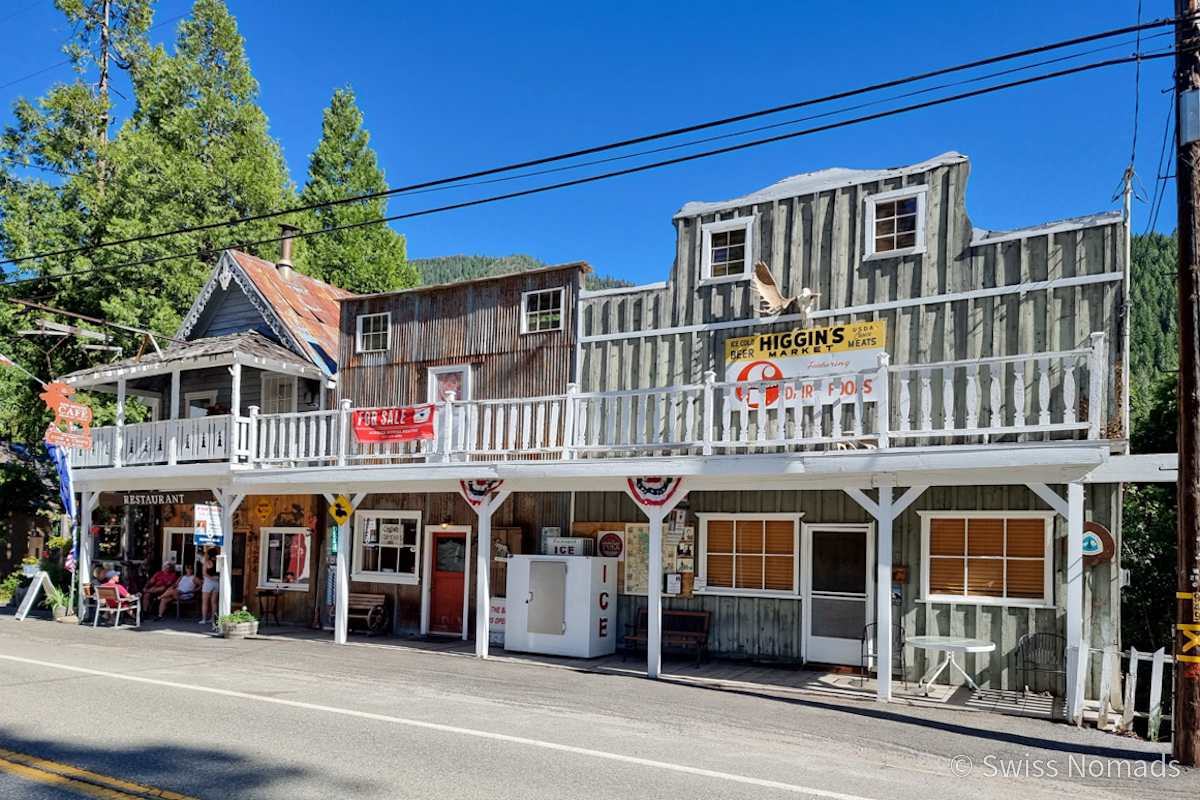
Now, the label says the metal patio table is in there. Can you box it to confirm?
[907,635,996,696]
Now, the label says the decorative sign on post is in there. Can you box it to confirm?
[193,503,224,547]
[352,405,435,443]
[724,321,886,408]
[329,495,352,527]
[40,381,93,450]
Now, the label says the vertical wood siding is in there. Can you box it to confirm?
[574,485,1119,692]
[338,265,586,409]
[579,159,1124,434]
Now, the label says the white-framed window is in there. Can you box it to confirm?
[428,365,470,403]
[353,510,421,585]
[522,288,564,333]
[259,527,311,590]
[696,513,802,597]
[260,374,297,414]
[700,217,753,283]
[183,391,217,419]
[864,186,928,260]
[919,511,1053,606]
[356,312,390,353]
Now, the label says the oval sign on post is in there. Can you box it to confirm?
[1081,521,1116,566]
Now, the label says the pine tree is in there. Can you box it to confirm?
[298,86,414,294]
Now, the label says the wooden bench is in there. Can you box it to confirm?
[623,608,710,666]
[347,593,389,636]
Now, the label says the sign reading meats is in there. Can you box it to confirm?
[352,404,436,443]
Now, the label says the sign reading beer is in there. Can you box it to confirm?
[352,404,435,443]
[725,321,886,407]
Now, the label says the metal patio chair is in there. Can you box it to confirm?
[860,622,908,689]
[1014,632,1066,695]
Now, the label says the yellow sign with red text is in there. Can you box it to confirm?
[724,321,886,408]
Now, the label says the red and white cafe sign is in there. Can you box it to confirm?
[724,320,886,408]
[351,404,436,443]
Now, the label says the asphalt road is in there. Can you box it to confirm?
[0,614,1191,800]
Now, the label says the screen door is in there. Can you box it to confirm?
[804,525,871,665]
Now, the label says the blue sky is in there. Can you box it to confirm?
[0,0,1179,284]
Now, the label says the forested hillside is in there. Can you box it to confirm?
[411,254,634,291]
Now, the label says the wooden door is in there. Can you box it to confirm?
[429,530,469,635]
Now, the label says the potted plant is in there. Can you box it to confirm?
[40,585,74,621]
[0,573,18,607]
[218,607,259,639]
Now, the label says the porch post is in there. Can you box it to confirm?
[169,368,180,466]
[113,378,126,468]
[77,491,96,617]
[876,487,894,703]
[325,492,367,645]
[230,362,242,416]
[624,477,688,679]
[215,491,245,620]
[1066,481,1085,722]
[459,481,511,658]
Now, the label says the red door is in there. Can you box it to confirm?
[429,531,468,635]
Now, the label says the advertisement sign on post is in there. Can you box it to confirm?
[724,321,886,408]
[352,405,435,443]
[193,503,224,547]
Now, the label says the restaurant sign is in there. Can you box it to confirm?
[724,320,886,408]
[98,490,215,507]
[40,381,93,450]
[352,404,435,443]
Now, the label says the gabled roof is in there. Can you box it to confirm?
[176,251,351,375]
[674,152,968,219]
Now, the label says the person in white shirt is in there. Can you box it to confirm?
[153,564,200,621]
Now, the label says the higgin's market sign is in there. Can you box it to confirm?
[724,321,886,408]
[352,405,435,443]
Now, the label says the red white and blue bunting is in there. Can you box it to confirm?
[460,479,504,507]
[625,477,684,508]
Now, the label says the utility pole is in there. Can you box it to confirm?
[96,0,111,195]
[1175,0,1200,768]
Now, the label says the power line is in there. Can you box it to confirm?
[1,50,1173,288]
[0,15,1180,270]
[1145,88,1177,234]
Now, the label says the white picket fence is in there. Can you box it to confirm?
[1087,645,1173,740]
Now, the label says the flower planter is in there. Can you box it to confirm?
[221,620,259,639]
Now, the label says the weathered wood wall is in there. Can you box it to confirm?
[352,491,571,635]
[578,156,1124,434]
[574,485,1120,692]
[338,265,588,409]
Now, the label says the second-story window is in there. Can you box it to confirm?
[865,186,927,259]
[522,288,564,333]
[701,218,753,282]
[357,312,390,353]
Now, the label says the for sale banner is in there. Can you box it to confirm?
[724,321,886,407]
[352,404,435,443]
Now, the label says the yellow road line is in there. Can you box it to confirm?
[0,748,202,800]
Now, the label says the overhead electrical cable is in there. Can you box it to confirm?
[0,50,1175,287]
[0,15,1180,269]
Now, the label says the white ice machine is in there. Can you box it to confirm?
[503,555,618,658]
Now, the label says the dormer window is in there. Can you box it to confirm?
[522,288,564,333]
[701,218,753,283]
[865,186,927,260]
[357,312,390,353]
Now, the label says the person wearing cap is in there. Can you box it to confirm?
[141,561,178,607]
[101,569,134,610]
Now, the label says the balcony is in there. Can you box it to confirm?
[70,336,1109,471]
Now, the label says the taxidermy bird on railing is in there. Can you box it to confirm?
[750,262,819,324]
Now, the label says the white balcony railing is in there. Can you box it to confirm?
[71,335,1108,470]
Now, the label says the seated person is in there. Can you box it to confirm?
[141,561,178,604]
[154,564,200,620]
[100,569,136,615]
[90,565,107,588]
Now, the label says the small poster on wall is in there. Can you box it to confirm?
[380,523,402,547]
[540,527,561,555]
[597,531,625,561]
[364,518,378,546]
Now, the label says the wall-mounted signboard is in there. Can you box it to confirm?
[193,503,224,547]
[352,405,435,443]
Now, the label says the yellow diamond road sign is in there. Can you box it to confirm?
[330,494,352,527]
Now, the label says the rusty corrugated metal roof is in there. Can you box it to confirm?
[229,251,351,374]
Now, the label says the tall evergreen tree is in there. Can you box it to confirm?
[298,86,414,294]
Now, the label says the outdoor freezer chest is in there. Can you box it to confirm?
[503,555,617,658]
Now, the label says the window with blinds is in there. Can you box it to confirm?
[703,518,796,593]
[926,516,1049,602]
